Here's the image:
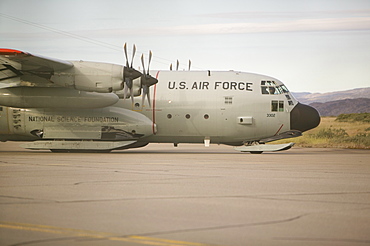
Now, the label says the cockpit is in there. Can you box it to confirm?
[261,80,289,95]
[261,80,295,106]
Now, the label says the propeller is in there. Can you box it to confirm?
[140,50,158,108]
[123,43,141,102]
[170,59,190,71]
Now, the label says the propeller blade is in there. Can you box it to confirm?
[123,86,128,99]
[141,54,145,74]
[124,78,134,103]
[146,86,151,107]
[130,44,136,68]
[123,43,130,100]
[141,88,146,108]
[138,50,158,108]
[123,77,132,100]
[130,85,134,104]
[141,85,151,108]
[148,51,152,74]
[123,43,129,67]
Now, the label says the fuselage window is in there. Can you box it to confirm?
[279,101,284,112]
[271,101,278,111]
[271,100,284,112]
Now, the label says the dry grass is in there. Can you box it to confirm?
[276,117,370,149]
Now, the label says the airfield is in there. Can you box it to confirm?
[0,142,369,246]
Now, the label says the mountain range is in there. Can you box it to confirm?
[292,87,370,116]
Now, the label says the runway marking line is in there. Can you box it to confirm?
[0,221,214,246]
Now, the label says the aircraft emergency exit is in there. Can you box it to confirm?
[0,46,320,153]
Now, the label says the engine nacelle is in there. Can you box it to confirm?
[0,87,119,109]
[51,61,124,93]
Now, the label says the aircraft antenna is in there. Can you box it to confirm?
[176,60,179,71]
[188,60,191,71]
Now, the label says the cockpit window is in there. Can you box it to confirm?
[280,85,289,93]
[261,81,276,86]
[261,81,278,95]
[276,86,284,94]
[261,81,289,95]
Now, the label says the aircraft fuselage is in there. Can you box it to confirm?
[0,70,313,149]
[0,50,320,152]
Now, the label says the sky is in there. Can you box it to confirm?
[0,0,369,93]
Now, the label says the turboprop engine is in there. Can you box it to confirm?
[51,61,126,93]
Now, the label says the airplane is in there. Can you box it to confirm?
[0,45,320,153]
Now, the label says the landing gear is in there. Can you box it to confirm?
[234,142,295,153]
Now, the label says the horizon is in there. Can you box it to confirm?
[1,0,370,93]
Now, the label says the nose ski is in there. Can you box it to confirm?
[234,142,295,154]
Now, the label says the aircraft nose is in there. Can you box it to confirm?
[290,103,320,132]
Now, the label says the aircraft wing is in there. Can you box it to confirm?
[0,48,74,88]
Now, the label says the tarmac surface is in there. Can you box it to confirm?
[0,142,370,246]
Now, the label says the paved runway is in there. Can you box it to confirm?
[0,142,370,246]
